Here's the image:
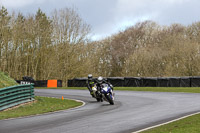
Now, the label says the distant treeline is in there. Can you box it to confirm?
[1,6,200,86]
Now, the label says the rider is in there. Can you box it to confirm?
[96,76,114,93]
[86,74,95,97]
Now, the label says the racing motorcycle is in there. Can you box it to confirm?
[92,83,115,105]
[100,83,114,105]
[92,85,102,102]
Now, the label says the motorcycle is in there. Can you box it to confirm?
[92,83,115,105]
[91,85,102,102]
[100,83,115,105]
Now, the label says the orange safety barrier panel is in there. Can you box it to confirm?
[47,80,57,88]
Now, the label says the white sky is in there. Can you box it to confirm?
[1,0,200,40]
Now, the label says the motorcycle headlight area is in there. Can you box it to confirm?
[102,87,108,92]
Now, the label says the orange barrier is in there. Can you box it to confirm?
[47,80,57,88]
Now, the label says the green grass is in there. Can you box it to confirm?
[36,87,200,93]
[0,96,82,120]
[0,71,18,88]
[115,87,200,93]
[141,113,200,133]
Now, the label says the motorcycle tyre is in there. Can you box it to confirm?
[96,98,101,102]
[105,93,114,105]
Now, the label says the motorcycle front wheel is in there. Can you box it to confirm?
[105,93,114,105]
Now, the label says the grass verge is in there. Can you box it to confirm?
[0,71,18,88]
[0,96,83,120]
[115,87,200,93]
[141,113,200,133]
[36,87,200,93]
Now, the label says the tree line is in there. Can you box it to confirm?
[0,6,200,86]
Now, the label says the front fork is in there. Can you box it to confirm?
[109,90,114,100]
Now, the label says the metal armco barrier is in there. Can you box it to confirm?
[0,84,34,111]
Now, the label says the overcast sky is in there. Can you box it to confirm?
[1,0,200,40]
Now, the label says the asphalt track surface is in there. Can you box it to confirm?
[1,89,200,133]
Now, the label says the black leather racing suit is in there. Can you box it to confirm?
[86,79,96,97]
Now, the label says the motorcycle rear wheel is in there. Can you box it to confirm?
[96,98,101,102]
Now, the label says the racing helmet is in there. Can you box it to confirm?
[97,76,103,84]
[88,74,93,80]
